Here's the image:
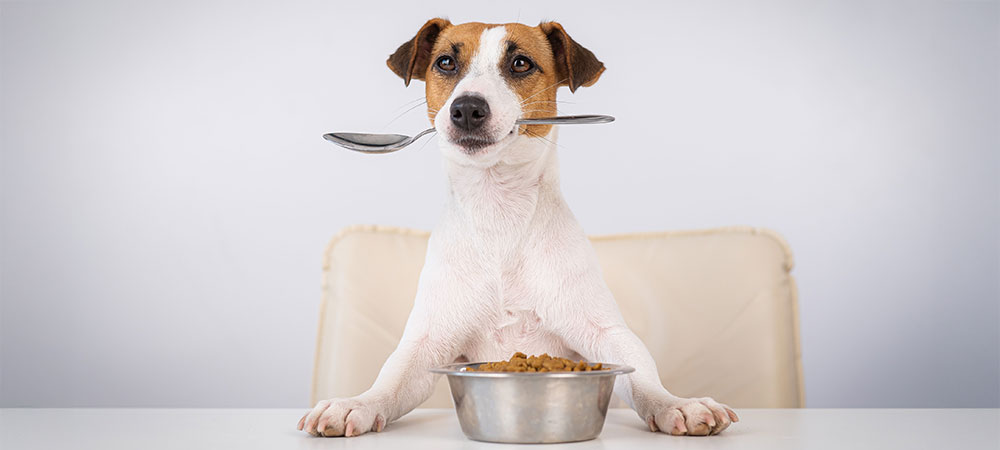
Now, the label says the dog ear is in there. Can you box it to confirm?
[539,22,605,92]
[387,18,451,86]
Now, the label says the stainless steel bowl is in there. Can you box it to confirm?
[430,362,635,444]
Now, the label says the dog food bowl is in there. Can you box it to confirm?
[430,362,634,443]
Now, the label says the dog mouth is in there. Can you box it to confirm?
[453,136,495,151]
[447,125,518,154]
[448,132,502,154]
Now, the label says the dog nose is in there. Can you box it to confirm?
[450,95,490,131]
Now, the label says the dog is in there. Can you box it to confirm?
[299,19,739,438]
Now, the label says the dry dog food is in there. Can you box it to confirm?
[466,352,609,373]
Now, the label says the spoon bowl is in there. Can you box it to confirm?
[323,129,435,154]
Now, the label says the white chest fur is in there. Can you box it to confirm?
[430,132,585,360]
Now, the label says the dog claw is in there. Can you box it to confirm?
[646,416,658,432]
[674,415,687,435]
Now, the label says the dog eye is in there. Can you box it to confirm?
[436,56,457,72]
[511,56,534,74]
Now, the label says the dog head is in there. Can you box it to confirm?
[387,20,604,166]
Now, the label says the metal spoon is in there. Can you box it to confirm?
[323,114,614,154]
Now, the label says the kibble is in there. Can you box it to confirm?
[465,352,607,373]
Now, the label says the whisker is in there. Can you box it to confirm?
[521,100,574,106]
[522,127,565,150]
[414,131,438,153]
[382,100,428,129]
[442,37,460,52]
[520,109,561,115]
[519,78,568,105]
[392,96,430,111]
[519,108,559,115]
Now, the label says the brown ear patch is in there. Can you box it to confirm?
[387,18,452,86]
[539,22,605,92]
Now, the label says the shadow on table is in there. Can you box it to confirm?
[381,411,451,435]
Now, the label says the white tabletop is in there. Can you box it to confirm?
[2,408,998,450]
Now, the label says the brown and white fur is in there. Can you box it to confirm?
[299,19,739,438]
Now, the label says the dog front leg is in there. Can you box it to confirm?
[298,338,455,437]
[298,273,466,437]
[586,324,739,436]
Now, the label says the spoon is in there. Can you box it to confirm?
[323,114,614,154]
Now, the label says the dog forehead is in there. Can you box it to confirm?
[434,22,551,60]
[433,22,490,55]
[502,23,550,47]
[468,26,507,72]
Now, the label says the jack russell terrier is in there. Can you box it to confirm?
[299,19,739,438]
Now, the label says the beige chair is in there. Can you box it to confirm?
[311,225,804,409]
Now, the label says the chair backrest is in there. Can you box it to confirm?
[312,225,804,408]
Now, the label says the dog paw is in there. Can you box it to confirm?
[296,397,387,437]
[645,397,739,436]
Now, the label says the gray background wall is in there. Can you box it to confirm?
[1,0,997,408]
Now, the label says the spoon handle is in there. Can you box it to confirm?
[411,127,436,141]
[515,114,614,125]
